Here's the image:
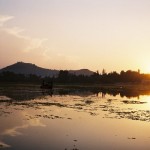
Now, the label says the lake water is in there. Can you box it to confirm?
[0,85,150,150]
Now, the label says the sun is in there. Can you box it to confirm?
[139,60,150,74]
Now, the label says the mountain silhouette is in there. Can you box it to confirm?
[0,62,94,77]
[0,62,58,77]
[69,69,94,76]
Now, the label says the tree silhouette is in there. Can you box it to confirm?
[0,69,148,84]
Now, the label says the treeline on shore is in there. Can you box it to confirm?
[0,70,150,84]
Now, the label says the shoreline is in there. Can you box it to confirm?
[1,82,150,90]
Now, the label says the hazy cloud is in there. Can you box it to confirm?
[0,14,81,70]
[0,14,51,68]
[0,15,14,27]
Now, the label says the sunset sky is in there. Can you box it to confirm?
[0,0,150,73]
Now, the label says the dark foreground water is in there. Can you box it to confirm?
[0,84,150,150]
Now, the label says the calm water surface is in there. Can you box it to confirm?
[0,85,150,150]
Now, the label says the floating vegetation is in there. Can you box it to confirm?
[85,99,94,105]
[36,114,64,119]
[0,110,12,117]
[128,137,136,140]
[101,103,150,122]
[122,100,147,104]
[75,103,85,106]
[34,102,67,107]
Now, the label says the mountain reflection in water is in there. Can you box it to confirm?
[0,84,150,150]
[1,85,150,101]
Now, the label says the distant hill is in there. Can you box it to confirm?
[0,62,58,77]
[69,69,94,76]
[0,62,94,77]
